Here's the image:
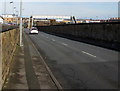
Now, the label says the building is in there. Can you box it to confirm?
[0,16,4,24]
[29,15,71,26]
[32,15,71,22]
[85,19,101,23]
[32,15,71,20]
[108,17,120,22]
[1,14,18,23]
[63,19,71,24]
[76,19,86,23]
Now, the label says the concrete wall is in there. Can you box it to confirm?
[1,28,19,87]
[37,22,120,50]
[37,23,119,43]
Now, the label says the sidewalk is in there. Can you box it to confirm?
[2,32,58,90]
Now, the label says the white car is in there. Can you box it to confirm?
[29,27,38,34]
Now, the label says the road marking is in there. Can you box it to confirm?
[46,37,49,38]
[82,51,96,58]
[52,39,55,41]
[62,43,68,46]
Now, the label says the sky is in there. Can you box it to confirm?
[0,0,119,19]
[1,0,119,2]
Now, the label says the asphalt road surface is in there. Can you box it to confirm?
[25,29,118,89]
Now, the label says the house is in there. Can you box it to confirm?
[2,14,17,23]
[0,16,4,24]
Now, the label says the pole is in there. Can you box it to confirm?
[28,17,30,28]
[3,0,6,23]
[20,0,23,46]
[16,11,18,24]
[13,3,14,15]
[4,0,6,16]
[32,17,33,27]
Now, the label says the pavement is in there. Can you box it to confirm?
[26,29,119,89]
[2,29,60,90]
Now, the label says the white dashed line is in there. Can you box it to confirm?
[46,37,49,38]
[82,51,96,58]
[52,39,55,41]
[62,43,68,46]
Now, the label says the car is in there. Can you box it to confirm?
[29,27,38,34]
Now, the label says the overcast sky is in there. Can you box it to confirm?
[0,0,119,19]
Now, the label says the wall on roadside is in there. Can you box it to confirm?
[37,23,119,43]
[1,28,20,87]
[37,22,120,50]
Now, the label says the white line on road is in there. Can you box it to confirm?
[82,51,96,58]
[62,43,68,46]
[52,39,55,41]
[46,37,49,38]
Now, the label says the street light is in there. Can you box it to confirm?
[10,1,15,23]
[10,1,14,15]
[20,0,23,46]
[14,6,16,15]
[16,10,19,24]
[4,0,6,17]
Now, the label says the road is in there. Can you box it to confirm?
[25,29,118,89]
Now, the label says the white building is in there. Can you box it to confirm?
[0,16,4,24]
[2,14,14,18]
[86,19,100,23]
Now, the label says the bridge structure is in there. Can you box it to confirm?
[32,15,71,19]
[1,19,119,90]
[28,15,71,28]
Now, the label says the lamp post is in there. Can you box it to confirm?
[20,0,23,46]
[10,1,14,15]
[14,6,16,15]
[4,0,6,17]
[10,1,14,23]
[16,10,19,24]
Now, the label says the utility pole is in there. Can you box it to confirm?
[20,0,23,46]
[10,1,14,22]
[16,11,19,24]
[4,0,6,16]
[3,0,6,23]
[10,1,14,15]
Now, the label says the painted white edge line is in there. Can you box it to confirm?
[61,43,68,46]
[52,39,55,41]
[26,34,63,90]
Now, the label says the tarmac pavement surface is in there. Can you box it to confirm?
[26,29,119,89]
